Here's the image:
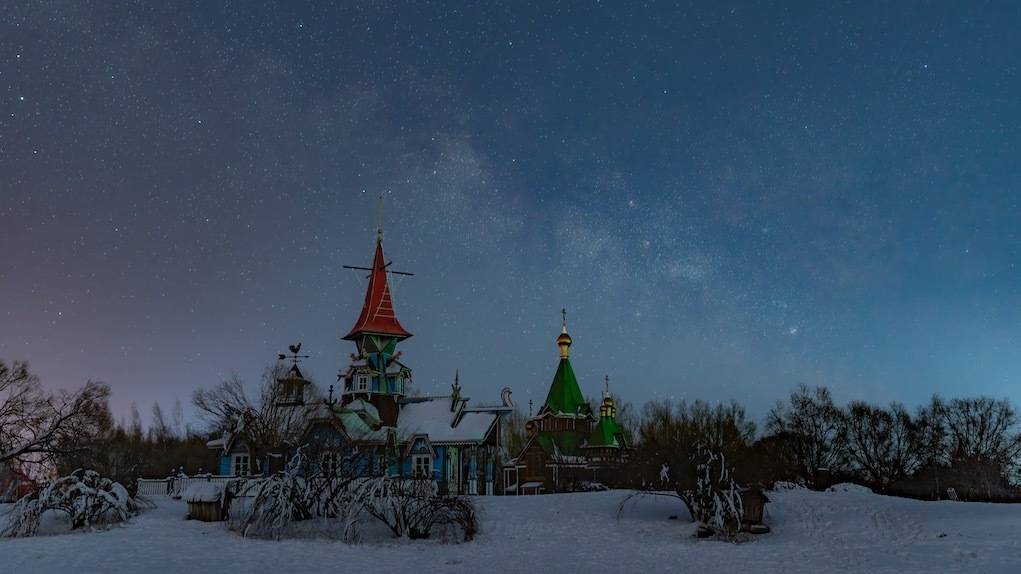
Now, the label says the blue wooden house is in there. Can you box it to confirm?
[208,225,512,493]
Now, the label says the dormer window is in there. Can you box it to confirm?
[355,374,370,392]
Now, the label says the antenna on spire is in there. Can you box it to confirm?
[561,307,568,332]
[603,375,610,398]
[376,193,385,241]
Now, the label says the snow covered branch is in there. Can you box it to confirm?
[1,469,141,537]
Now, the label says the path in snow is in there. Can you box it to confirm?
[3,488,1021,573]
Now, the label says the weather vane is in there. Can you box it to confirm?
[278,342,309,367]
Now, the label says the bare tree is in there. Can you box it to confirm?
[191,364,313,453]
[149,402,171,444]
[633,399,755,491]
[0,359,110,468]
[765,385,847,486]
[843,402,922,488]
[939,396,1021,467]
[128,403,144,441]
[171,399,186,439]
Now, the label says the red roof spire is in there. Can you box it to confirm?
[343,236,412,341]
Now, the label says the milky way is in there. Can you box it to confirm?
[2,2,1020,426]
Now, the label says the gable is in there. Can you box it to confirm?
[305,421,354,451]
[402,434,437,458]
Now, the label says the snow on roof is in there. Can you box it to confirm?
[338,411,387,442]
[397,397,498,443]
[345,398,380,421]
[206,431,232,451]
[384,358,409,375]
[182,482,223,503]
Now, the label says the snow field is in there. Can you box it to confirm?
[3,487,1021,573]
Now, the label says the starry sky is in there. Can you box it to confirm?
[2,1,1020,428]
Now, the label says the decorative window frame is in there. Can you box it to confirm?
[320,451,339,475]
[232,453,251,476]
[412,454,433,478]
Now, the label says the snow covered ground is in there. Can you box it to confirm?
[3,487,1021,573]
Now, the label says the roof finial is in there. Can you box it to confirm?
[376,193,385,241]
[451,369,462,411]
[599,375,616,419]
[556,308,573,359]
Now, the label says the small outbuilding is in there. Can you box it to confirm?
[739,487,770,534]
[182,482,228,522]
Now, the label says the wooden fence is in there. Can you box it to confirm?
[137,474,238,498]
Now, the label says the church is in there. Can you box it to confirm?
[502,313,631,494]
[209,222,513,495]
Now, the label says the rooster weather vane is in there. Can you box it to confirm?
[278,342,309,365]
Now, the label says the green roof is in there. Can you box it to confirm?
[543,358,592,416]
[587,415,623,448]
[536,431,585,457]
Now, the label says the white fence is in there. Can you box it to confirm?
[137,475,238,498]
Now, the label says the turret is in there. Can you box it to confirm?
[275,343,311,407]
[338,215,413,426]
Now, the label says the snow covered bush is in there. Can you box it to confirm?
[351,476,477,541]
[231,472,312,539]
[226,447,475,543]
[681,445,744,540]
[229,448,364,540]
[1,469,141,537]
[827,482,873,494]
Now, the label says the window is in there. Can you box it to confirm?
[232,454,251,476]
[321,451,339,476]
[355,374,370,392]
[412,454,432,478]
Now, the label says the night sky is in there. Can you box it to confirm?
[2,2,1020,427]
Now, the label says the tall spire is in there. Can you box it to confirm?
[343,221,412,341]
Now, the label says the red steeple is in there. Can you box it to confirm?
[343,236,412,341]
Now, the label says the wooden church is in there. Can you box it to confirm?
[209,219,513,495]
[503,313,631,494]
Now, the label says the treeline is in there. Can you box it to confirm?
[2,357,215,494]
[55,399,218,491]
[626,386,1021,501]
